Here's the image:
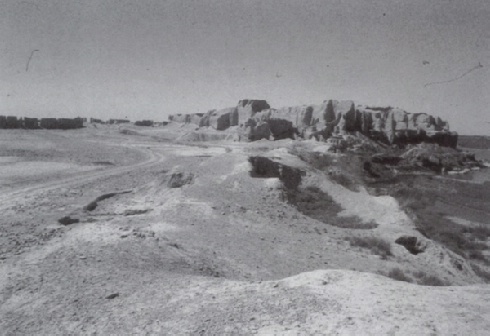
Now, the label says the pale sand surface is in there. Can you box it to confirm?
[0,127,489,335]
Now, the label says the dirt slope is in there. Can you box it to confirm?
[1,128,489,335]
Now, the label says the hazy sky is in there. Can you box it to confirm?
[1,0,489,134]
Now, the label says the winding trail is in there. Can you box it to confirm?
[0,142,170,211]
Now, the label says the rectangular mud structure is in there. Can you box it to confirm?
[0,116,84,130]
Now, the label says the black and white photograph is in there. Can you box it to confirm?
[1,0,490,334]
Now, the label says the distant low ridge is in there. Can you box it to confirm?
[169,99,457,148]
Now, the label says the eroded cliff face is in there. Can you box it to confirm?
[167,99,457,148]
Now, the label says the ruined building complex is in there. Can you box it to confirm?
[168,99,458,148]
[0,116,84,130]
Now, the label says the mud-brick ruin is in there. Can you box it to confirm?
[0,116,84,130]
[168,99,458,148]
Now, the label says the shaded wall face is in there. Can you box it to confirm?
[248,156,303,190]
[425,132,458,148]
[6,116,20,129]
[0,116,7,128]
[24,118,39,129]
[230,107,239,126]
[189,114,203,125]
[40,118,59,129]
[268,119,295,140]
[236,101,270,126]
[135,120,154,126]
[39,118,83,129]
[210,111,231,131]
[58,118,77,129]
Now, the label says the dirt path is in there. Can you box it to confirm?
[0,143,159,209]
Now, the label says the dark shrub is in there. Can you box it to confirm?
[464,225,490,241]
[415,273,447,286]
[388,268,412,283]
[58,216,80,225]
[468,250,486,261]
[471,263,490,283]
[348,236,392,257]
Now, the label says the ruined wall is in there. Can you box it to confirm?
[37,118,84,129]
[242,119,271,141]
[6,116,21,129]
[40,118,58,129]
[235,100,270,126]
[169,114,188,123]
[166,98,457,148]
[134,120,154,126]
[24,117,39,129]
[319,103,458,148]
[0,116,85,129]
[209,108,233,130]
[0,116,80,130]
[168,100,269,128]
[109,119,130,124]
[189,113,204,125]
[58,118,83,129]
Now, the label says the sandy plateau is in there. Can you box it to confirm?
[0,125,489,335]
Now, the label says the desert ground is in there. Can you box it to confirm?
[1,124,490,335]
